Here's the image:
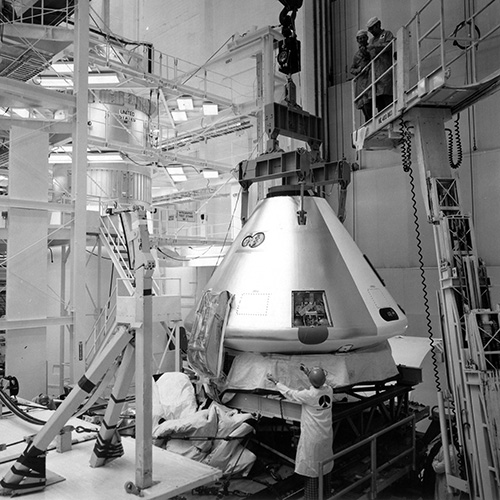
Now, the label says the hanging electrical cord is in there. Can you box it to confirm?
[399,117,441,392]
[181,33,236,87]
[156,246,215,263]
[214,187,243,268]
[401,114,466,479]
[445,113,463,169]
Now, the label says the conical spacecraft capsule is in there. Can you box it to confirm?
[187,190,407,354]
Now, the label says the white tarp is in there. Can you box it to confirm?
[388,335,437,368]
[224,340,399,392]
[152,373,256,476]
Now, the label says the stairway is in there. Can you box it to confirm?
[99,212,135,296]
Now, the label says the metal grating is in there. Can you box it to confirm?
[0,50,51,81]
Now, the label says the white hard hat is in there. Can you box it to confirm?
[367,17,380,29]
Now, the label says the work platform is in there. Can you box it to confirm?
[0,406,221,499]
[225,379,428,500]
[352,0,500,150]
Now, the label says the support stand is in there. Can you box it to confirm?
[0,324,133,494]
[0,208,157,495]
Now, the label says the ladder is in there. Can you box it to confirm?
[100,212,136,296]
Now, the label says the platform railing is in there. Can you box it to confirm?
[352,0,500,132]
[85,276,182,368]
[87,31,237,105]
[151,205,236,243]
[84,283,118,368]
[7,0,75,27]
[352,38,397,131]
[318,414,416,500]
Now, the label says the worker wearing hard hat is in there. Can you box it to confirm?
[366,16,395,112]
[267,366,333,500]
[351,29,372,121]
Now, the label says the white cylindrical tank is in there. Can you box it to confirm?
[52,162,152,207]
[88,90,154,148]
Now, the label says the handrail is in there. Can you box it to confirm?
[352,0,500,133]
[352,38,396,129]
[85,284,118,367]
[317,414,416,500]
[100,214,135,291]
[87,32,236,106]
[8,0,76,27]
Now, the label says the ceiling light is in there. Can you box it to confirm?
[48,153,72,163]
[88,73,120,84]
[171,174,187,182]
[36,73,120,88]
[37,76,73,87]
[87,153,124,163]
[177,95,194,111]
[51,62,75,73]
[166,166,184,175]
[202,168,219,179]
[50,62,92,73]
[171,110,188,122]
[49,152,124,163]
[202,100,219,116]
[12,108,30,118]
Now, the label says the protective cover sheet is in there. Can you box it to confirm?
[187,289,233,379]
[225,340,398,392]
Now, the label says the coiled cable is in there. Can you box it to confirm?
[399,117,441,391]
[0,387,46,426]
[445,114,463,169]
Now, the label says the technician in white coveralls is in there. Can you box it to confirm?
[267,366,334,500]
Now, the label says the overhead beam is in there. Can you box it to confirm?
[0,76,76,110]
[0,198,75,212]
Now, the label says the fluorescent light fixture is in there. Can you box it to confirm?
[51,62,75,73]
[37,76,73,87]
[88,73,120,85]
[166,166,184,175]
[171,109,188,122]
[171,174,187,182]
[202,100,219,116]
[36,73,120,87]
[87,153,123,163]
[51,62,92,73]
[202,168,219,179]
[177,95,194,110]
[12,108,30,118]
[49,152,124,163]
[49,153,72,163]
